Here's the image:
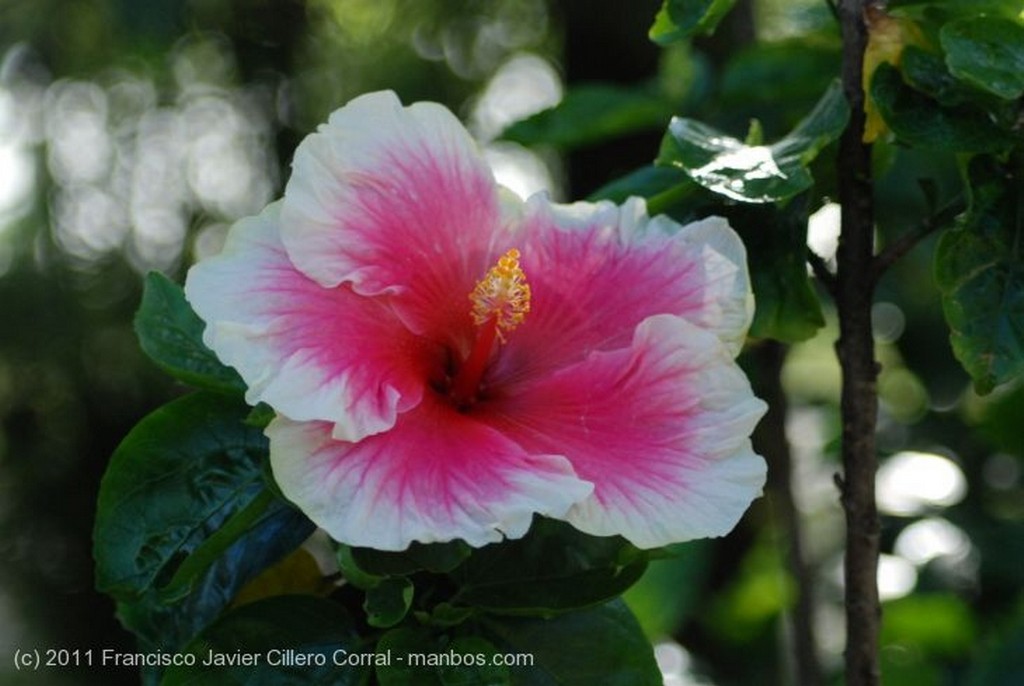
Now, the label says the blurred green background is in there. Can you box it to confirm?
[0,1,1022,684]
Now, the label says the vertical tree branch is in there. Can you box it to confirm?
[752,342,822,686]
[836,2,882,685]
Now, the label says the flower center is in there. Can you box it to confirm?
[448,248,530,406]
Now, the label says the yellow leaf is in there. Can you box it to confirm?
[863,5,925,142]
[231,546,336,608]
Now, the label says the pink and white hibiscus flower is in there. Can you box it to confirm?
[185,91,767,552]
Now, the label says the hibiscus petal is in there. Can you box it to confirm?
[185,202,438,442]
[281,90,513,340]
[483,314,767,548]
[490,198,752,385]
[267,399,592,551]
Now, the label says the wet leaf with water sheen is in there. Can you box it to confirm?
[657,80,847,203]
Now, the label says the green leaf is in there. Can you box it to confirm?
[588,165,691,204]
[365,577,414,629]
[135,272,244,394]
[439,637,512,686]
[935,157,1024,394]
[501,83,674,150]
[888,0,1023,19]
[870,63,1016,153]
[158,489,276,602]
[623,540,711,636]
[720,39,842,121]
[482,599,662,686]
[161,596,366,686]
[450,518,647,615]
[95,392,270,599]
[902,46,973,107]
[728,197,825,342]
[346,540,472,577]
[376,628,511,686]
[376,625,444,686]
[941,16,1024,100]
[649,0,738,45]
[112,503,314,654]
[95,392,315,651]
[657,80,848,203]
[336,546,387,591]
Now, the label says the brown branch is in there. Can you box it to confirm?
[752,341,823,686]
[871,197,964,283]
[836,2,882,686]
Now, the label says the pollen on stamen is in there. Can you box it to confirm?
[469,248,531,340]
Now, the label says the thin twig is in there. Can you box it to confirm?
[871,197,964,283]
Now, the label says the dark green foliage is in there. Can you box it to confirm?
[161,596,367,685]
[870,63,1016,153]
[940,17,1024,100]
[135,272,245,394]
[935,157,1024,394]
[727,196,826,342]
[501,83,676,149]
[649,0,738,45]
[480,600,662,686]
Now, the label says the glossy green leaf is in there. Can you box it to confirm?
[449,518,647,615]
[161,596,366,686]
[501,83,674,150]
[649,0,737,45]
[365,577,414,629]
[870,63,1016,153]
[134,272,245,394]
[95,392,270,599]
[114,497,315,654]
[482,599,661,686]
[941,17,1024,100]
[902,46,972,107]
[158,489,281,602]
[95,392,314,651]
[935,157,1024,394]
[657,80,847,203]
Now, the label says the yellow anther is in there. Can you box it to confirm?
[469,248,531,339]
